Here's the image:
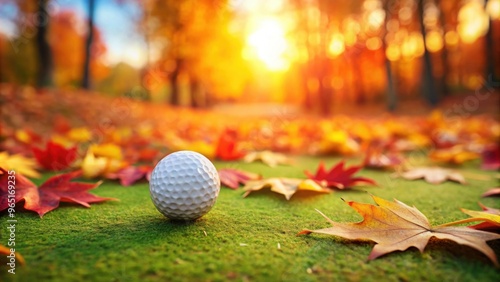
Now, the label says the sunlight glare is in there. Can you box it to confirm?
[425,30,443,52]
[458,1,489,44]
[328,34,345,57]
[487,0,500,20]
[246,18,290,71]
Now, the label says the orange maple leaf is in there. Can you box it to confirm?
[299,195,500,266]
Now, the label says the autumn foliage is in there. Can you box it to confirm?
[0,86,499,268]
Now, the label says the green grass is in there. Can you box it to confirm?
[1,156,499,282]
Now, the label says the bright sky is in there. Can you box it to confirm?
[0,0,286,70]
[0,0,147,68]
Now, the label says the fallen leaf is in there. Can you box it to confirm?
[137,148,160,162]
[15,128,42,145]
[477,203,500,215]
[298,195,500,266]
[105,165,152,186]
[242,178,330,200]
[439,203,500,232]
[81,151,126,178]
[66,127,92,143]
[32,140,78,171]
[482,188,500,197]
[481,145,500,170]
[399,167,465,184]
[316,130,360,155]
[363,149,404,170]
[305,161,377,189]
[90,143,123,160]
[0,168,115,217]
[215,129,246,161]
[0,244,25,265]
[53,114,72,134]
[0,152,40,178]
[218,168,261,189]
[0,168,39,212]
[429,146,479,165]
[243,151,293,167]
[431,130,459,149]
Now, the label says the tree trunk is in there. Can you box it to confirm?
[190,77,206,108]
[484,0,496,88]
[36,0,54,87]
[169,58,182,105]
[352,53,366,105]
[437,0,450,96]
[418,0,439,106]
[82,0,95,89]
[383,0,397,111]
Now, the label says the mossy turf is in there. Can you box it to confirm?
[1,157,499,282]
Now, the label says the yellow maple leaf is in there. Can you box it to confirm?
[318,130,360,155]
[243,178,329,200]
[166,133,216,159]
[81,151,125,178]
[90,143,123,160]
[66,127,92,143]
[14,129,32,144]
[0,152,40,178]
[243,151,293,167]
[429,146,479,165]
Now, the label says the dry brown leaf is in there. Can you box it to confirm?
[242,178,330,200]
[243,151,293,167]
[482,188,500,197]
[299,195,500,266]
[399,167,465,184]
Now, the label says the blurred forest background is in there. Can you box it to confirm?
[0,0,499,114]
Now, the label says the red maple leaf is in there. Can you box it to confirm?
[0,168,38,212]
[305,161,377,189]
[481,145,500,170]
[0,168,114,217]
[218,168,261,189]
[215,129,246,161]
[32,140,78,171]
[106,165,152,186]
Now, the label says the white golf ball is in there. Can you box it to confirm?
[149,151,220,220]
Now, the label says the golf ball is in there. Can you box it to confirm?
[149,150,220,220]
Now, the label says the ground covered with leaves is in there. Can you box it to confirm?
[0,86,499,281]
[0,158,498,282]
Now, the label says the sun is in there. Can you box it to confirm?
[245,18,290,71]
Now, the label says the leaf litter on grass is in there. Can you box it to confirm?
[1,86,500,270]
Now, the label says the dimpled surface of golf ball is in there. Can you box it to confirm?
[150,151,220,221]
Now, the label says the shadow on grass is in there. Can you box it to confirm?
[299,233,500,268]
[424,237,500,267]
[43,213,217,259]
[241,188,370,204]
